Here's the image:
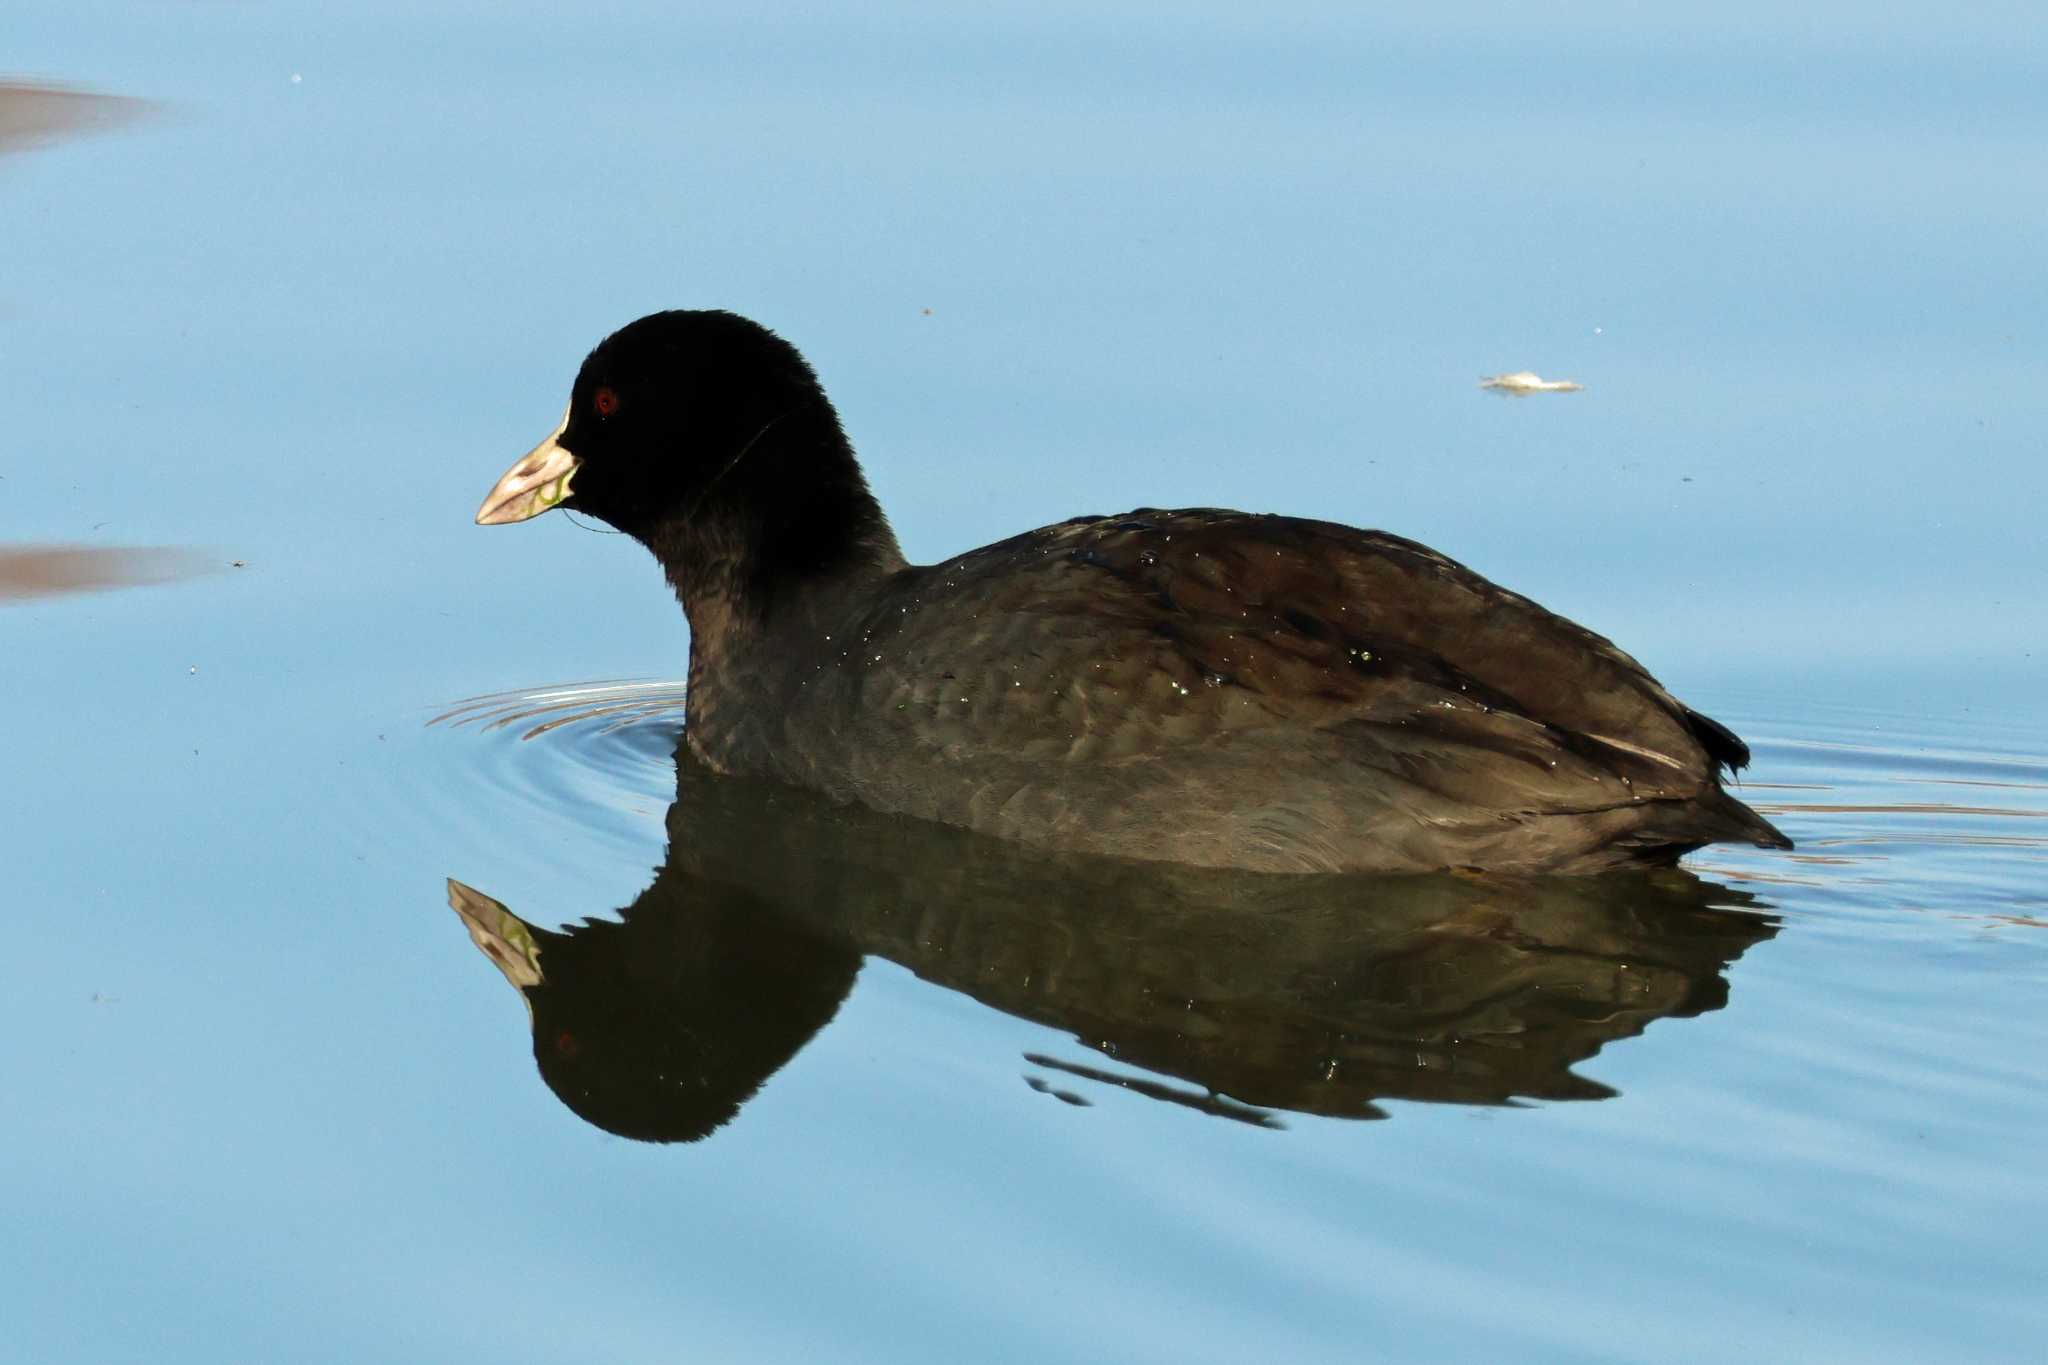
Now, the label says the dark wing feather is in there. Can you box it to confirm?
[886,508,1721,780]
[803,508,1784,868]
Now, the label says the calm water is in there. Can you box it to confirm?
[7,3,2046,1361]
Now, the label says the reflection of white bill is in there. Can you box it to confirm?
[1479,371,1584,395]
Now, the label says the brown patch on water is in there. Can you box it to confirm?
[0,545,213,602]
[0,81,146,158]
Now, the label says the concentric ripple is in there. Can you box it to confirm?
[419,679,689,861]
[429,678,691,743]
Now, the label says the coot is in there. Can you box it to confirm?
[476,310,1790,874]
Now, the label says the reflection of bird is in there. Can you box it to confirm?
[449,872,859,1144]
[1479,371,1584,395]
[476,310,1786,873]
[446,754,1779,1142]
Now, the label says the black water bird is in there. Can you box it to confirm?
[476,310,1791,873]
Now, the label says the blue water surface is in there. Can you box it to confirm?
[5,3,2044,1361]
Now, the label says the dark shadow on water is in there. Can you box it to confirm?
[446,750,1779,1143]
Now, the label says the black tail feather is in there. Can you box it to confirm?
[1684,707,1752,775]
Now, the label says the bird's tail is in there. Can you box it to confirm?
[1695,786,1794,851]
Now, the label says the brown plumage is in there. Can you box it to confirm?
[477,310,1790,874]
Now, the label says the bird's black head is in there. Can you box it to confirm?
[476,310,902,613]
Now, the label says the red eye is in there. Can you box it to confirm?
[594,386,619,417]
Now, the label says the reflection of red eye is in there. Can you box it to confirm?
[554,1030,580,1058]
[594,387,619,417]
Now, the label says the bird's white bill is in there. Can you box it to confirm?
[476,407,580,525]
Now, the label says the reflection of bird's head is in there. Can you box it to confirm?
[448,878,859,1143]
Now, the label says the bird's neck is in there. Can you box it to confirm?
[666,500,904,777]
[651,500,904,637]
[641,419,907,692]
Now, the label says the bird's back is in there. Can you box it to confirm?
[704,508,1788,873]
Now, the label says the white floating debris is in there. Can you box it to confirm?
[1478,371,1584,395]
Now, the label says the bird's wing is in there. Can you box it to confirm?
[849,509,1730,808]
